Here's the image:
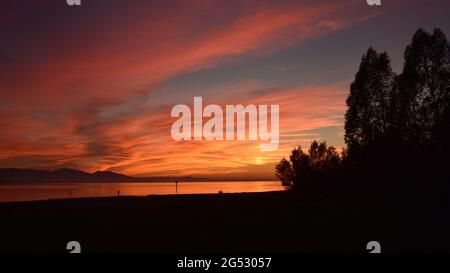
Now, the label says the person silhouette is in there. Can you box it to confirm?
[117,190,120,197]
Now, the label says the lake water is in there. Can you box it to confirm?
[0,181,283,203]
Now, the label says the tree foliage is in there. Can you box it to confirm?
[345,47,398,153]
[275,141,341,197]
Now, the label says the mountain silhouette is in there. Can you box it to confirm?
[0,168,207,183]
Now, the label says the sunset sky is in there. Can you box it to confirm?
[1,0,450,179]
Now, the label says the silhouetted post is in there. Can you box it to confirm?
[117,190,120,197]
[175,181,178,194]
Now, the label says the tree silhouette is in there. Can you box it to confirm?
[275,141,341,198]
[399,28,450,147]
[277,27,450,203]
[275,158,293,190]
[345,48,398,155]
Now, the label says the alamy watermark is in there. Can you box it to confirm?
[366,0,381,6]
[171,97,279,151]
[66,0,81,6]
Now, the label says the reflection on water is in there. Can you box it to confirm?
[0,181,283,202]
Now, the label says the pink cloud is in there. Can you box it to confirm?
[0,1,376,177]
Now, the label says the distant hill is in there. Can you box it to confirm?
[0,168,208,183]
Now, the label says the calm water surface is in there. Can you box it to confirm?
[0,181,283,202]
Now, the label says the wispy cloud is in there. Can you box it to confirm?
[0,0,380,178]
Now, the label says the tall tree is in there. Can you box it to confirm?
[345,48,398,153]
[399,28,450,145]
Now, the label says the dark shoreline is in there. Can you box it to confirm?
[0,190,286,205]
[0,190,449,253]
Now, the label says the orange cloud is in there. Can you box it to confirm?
[61,83,347,178]
[0,0,375,178]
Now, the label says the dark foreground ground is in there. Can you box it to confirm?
[0,191,449,253]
